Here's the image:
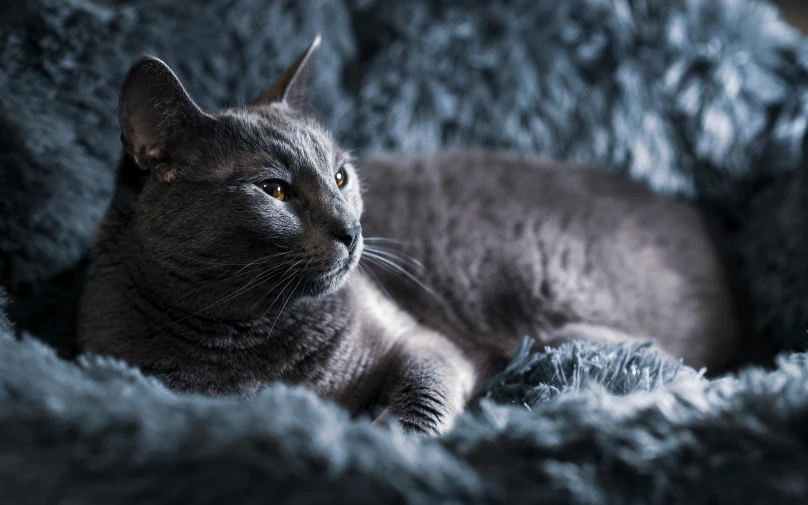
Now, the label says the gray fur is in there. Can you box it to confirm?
[80,50,753,434]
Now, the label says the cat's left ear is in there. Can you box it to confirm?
[253,35,321,107]
[118,56,217,182]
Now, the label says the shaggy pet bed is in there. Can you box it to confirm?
[2,0,808,503]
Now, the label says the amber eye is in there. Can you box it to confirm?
[260,181,288,201]
[335,166,348,188]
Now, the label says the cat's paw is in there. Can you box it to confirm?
[369,329,476,436]
[374,383,461,436]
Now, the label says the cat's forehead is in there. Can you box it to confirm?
[213,105,341,176]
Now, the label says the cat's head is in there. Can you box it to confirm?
[117,37,363,308]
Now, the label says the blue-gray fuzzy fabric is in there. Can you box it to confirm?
[2,0,808,503]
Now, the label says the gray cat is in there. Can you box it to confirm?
[79,38,755,434]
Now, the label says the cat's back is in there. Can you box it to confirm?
[358,150,740,370]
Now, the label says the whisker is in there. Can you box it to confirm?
[364,245,424,269]
[157,258,298,329]
[179,250,298,296]
[267,259,311,337]
[251,259,304,309]
[363,256,402,282]
[363,252,438,298]
[233,251,295,275]
[212,259,297,307]
[171,254,239,267]
[172,251,289,268]
[185,259,294,297]
[358,262,395,302]
[364,237,409,245]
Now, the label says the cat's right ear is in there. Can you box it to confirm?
[253,35,321,107]
[118,56,216,182]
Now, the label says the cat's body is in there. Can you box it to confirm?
[359,151,739,372]
[79,41,750,434]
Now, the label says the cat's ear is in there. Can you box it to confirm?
[118,56,216,181]
[253,35,321,107]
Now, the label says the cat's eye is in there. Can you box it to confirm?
[260,181,288,201]
[335,166,348,188]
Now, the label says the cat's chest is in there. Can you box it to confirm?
[131,302,356,394]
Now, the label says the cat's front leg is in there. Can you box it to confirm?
[374,331,477,436]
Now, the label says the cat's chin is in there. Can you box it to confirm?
[305,245,362,296]
[304,264,355,297]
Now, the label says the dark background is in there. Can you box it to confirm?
[778,0,808,31]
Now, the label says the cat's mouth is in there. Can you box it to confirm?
[304,249,361,296]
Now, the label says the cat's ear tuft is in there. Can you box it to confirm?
[253,35,321,107]
[118,56,215,181]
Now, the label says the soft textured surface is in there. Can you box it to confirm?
[2,0,808,503]
[3,309,808,505]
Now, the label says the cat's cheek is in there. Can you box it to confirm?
[349,191,364,218]
[349,184,365,216]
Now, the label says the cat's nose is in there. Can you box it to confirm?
[332,223,361,252]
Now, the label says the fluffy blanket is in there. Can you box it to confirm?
[2,0,808,503]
